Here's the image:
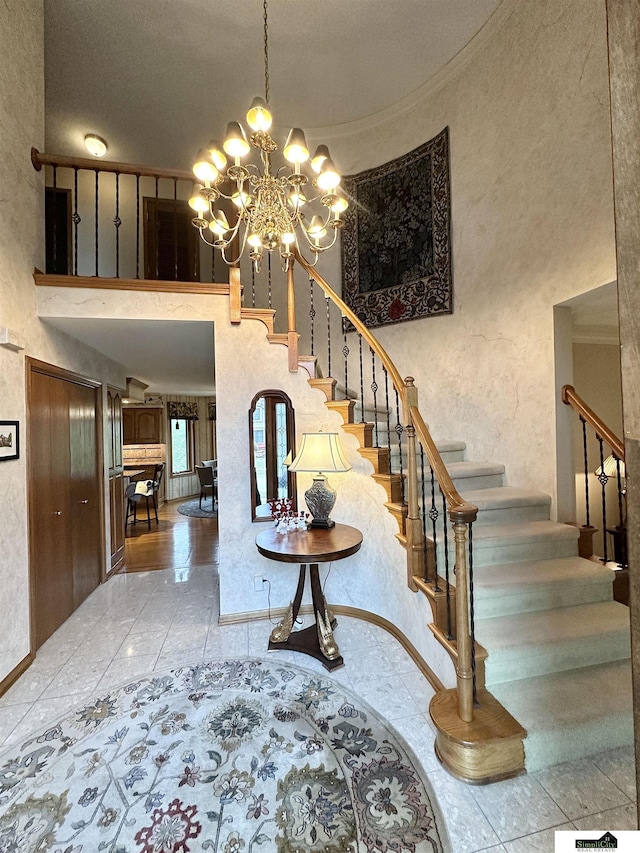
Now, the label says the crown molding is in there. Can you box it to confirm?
[302,0,520,144]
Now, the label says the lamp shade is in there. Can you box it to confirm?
[595,454,626,479]
[288,432,351,474]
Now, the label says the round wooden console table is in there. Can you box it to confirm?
[255,523,363,670]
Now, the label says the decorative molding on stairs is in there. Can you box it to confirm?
[308,377,337,401]
[239,307,276,334]
[430,689,527,785]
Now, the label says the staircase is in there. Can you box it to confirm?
[305,363,632,775]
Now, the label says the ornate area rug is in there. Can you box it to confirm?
[177,499,216,518]
[0,658,449,852]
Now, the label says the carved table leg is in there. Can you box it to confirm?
[270,564,306,644]
[310,563,340,660]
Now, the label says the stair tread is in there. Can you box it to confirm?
[472,519,579,544]
[474,556,615,595]
[459,486,551,510]
[491,660,632,733]
[477,600,629,651]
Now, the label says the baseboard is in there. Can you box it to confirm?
[218,604,445,693]
[0,652,34,699]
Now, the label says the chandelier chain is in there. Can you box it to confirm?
[263,0,270,107]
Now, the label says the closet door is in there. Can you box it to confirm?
[29,362,104,649]
[68,381,101,608]
[30,370,73,647]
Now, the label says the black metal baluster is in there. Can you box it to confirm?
[420,445,429,583]
[94,169,99,276]
[384,366,391,457]
[342,317,349,401]
[359,335,365,423]
[51,165,58,274]
[581,416,591,528]
[326,296,332,378]
[309,277,315,356]
[268,252,272,309]
[173,178,178,281]
[468,523,478,703]
[597,437,609,563]
[114,172,121,278]
[395,389,404,492]
[442,492,452,638]
[429,464,441,590]
[370,350,379,445]
[615,456,625,529]
[73,167,80,276]
[135,174,140,279]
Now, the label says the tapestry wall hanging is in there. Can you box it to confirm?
[341,126,452,329]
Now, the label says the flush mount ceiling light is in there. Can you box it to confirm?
[84,134,108,157]
[190,0,347,272]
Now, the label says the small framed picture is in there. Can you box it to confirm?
[0,420,19,461]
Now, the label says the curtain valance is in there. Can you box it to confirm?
[168,401,199,421]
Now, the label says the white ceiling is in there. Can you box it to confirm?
[43,318,216,395]
[44,0,502,169]
[42,0,504,394]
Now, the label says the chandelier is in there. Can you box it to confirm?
[189,0,347,272]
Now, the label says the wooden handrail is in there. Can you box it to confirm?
[31,148,194,183]
[561,385,625,460]
[293,249,407,413]
[410,405,478,523]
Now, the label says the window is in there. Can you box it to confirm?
[249,390,296,521]
[170,418,193,475]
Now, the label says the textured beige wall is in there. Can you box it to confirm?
[0,0,126,683]
[320,0,616,512]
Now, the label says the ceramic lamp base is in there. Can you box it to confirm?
[304,475,337,529]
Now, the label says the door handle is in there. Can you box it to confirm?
[53,511,62,516]
[80,499,89,504]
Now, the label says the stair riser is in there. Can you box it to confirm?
[390,447,466,466]
[468,537,578,567]
[522,713,634,772]
[475,580,614,619]
[449,473,504,491]
[484,631,631,686]
[472,504,550,526]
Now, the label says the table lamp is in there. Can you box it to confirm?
[288,432,351,528]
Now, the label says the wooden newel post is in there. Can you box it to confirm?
[287,260,299,373]
[451,516,475,722]
[403,377,423,591]
[229,265,242,324]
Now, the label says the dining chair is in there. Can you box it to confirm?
[195,464,217,510]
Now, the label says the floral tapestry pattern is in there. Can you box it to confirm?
[341,127,452,329]
[0,658,449,852]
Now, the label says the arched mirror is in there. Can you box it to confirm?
[249,390,297,521]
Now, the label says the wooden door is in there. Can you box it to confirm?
[30,370,73,647]
[28,362,104,649]
[68,381,102,608]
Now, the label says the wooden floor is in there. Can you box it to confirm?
[121,498,219,573]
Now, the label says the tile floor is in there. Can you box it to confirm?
[0,563,636,851]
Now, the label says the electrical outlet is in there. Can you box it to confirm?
[253,574,264,592]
